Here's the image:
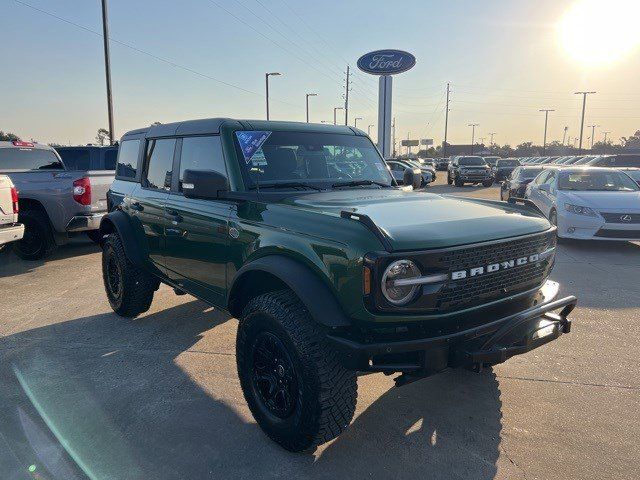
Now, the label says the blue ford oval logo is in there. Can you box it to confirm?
[357,49,416,75]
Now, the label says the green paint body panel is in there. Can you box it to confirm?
[109,119,552,326]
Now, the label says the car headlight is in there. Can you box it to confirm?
[381,259,422,306]
[564,204,597,216]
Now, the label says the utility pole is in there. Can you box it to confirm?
[442,82,450,158]
[354,117,363,128]
[562,126,568,146]
[575,91,596,154]
[333,107,344,125]
[539,109,555,154]
[392,117,396,157]
[468,123,478,154]
[588,124,600,148]
[489,132,496,145]
[344,65,350,126]
[265,72,282,120]
[101,0,115,145]
[305,93,317,123]
[603,131,611,143]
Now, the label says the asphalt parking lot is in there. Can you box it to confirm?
[1,176,639,480]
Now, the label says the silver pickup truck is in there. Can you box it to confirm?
[0,140,114,259]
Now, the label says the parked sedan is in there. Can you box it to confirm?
[435,157,450,170]
[500,165,547,201]
[525,167,640,241]
[386,160,429,187]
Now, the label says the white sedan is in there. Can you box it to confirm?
[525,167,640,241]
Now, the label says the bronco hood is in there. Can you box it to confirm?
[283,189,551,251]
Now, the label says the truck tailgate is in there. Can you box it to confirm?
[86,170,115,213]
[0,175,16,225]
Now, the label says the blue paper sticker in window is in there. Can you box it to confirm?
[236,131,271,164]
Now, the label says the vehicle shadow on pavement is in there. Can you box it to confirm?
[314,369,502,479]
[0,299,503,480]
[426,183,497,195]
[0,240,100,279]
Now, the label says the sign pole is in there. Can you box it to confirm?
[377,75,393,159]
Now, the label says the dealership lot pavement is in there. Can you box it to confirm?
[1,177,638,480]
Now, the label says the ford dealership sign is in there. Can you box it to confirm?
[357,50,416,75]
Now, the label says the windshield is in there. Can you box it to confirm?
[558,170,639,191]
[458,157,487,166]
[497,159,519,167]
[0,147,63,170]
[516,168,543,180]
[234,131,393,189]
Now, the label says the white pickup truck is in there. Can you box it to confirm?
[0,140,114,259]
[0,174,24,251]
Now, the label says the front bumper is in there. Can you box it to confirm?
[66,213,106,232]
[459,172,493,182]
[0,223,25,246]
[327,280,576,383]
[557,211,640,241]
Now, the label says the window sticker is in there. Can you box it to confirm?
[236,131,271,164]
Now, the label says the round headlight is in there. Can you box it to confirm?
[381,259,421,306]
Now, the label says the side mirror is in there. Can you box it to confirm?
[539,183,550,193]
[403,168,422,190]
[182,169,229,199]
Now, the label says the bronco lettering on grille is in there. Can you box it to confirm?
[451,253,541,280]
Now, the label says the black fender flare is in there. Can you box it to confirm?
[99,210,146,269]
[228,255,352,328]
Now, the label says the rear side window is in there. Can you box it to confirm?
[104,149,118,170]
[0,148,63,170]
[115,140,140,179]
[178,136,226,191]
[143,138,176,190]
[57,149,90,170]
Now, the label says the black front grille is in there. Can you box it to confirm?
[435,231,555,312]
[595,228,640,239]
[600,212,640,224]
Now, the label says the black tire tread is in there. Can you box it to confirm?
[237,290,357,452]
[102,233,156,317]
[14,209,57,260]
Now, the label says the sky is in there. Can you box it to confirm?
[2,0,640,149]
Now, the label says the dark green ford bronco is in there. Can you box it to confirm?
[101,118,576,451]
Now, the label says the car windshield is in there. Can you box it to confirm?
[458,157,487,166]
[0,147,63,170]
[234,131,393,189]
[558,170,639,191]
[497,159,519,167]
[516,168,543,180]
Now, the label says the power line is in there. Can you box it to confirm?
[14,0,303,110]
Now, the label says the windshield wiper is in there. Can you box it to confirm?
[331,179,391,189]
[249,182,323,191]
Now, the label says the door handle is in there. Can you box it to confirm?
[130,202,144,212]
[167,210,183,224]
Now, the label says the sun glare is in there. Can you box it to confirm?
[559,0,640,66]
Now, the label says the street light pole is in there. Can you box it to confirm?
[354,117,363,128]
[468,123,478,154]
[100,0,115,145]
[265,72,282,120]
[539,109,555,154]
[333,107,344,125]
[575,91,596,154]
[489,132,496,145]
[603,131,611,143]
[587,124,600,148]
[562,126,568,146]
[305,93,317,123]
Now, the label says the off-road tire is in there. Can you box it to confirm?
[13,210,57,260]
[482,180,493,187]
[102,233,157,317]
[454,177,464,187]
[237,290,357,452]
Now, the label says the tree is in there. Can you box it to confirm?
[96,128,110,146]
[515,142,539,156]
[0,131,20,141]
[621,130,640,149]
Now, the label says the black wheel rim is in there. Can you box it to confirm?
[250,332,298,419]
[18,226,43,256]
[106,247,123,299]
